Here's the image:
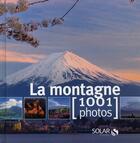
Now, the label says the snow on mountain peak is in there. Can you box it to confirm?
[6,51,129,85]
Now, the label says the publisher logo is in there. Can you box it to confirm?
[92,128,119,136]
[111,129,119,136]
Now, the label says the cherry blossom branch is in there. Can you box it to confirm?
[0,0,79,47]
[0,16,64,47]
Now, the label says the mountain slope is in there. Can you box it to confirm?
[0,51,140,97]
[5,51,131,86]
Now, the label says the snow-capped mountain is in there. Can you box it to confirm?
[0,51,140,97]
[5,51,130,86]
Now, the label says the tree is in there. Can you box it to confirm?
[0,0,79,47]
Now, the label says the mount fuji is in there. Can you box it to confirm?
[0,51,140,96]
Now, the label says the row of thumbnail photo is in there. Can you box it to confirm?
[0,97,139,120]
[0,97,71,120]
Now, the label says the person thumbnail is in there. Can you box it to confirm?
[24,98,46,119]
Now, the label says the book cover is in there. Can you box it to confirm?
[0,0,140,143]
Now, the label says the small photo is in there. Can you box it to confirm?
[0,97,22,120]
[48,97,70,120]
[24,98,46,119]
[120,97,140,119]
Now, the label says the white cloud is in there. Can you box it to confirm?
[0,98,22,110]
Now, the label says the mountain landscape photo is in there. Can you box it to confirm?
[121,97,140,119]
[0,51,140,97]
[48,97,70,119]
[0,0,140,141]
[0,98,22,120]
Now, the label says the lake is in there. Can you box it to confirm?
[0,134,140,143]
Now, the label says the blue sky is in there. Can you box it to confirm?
[0,0,140,81]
